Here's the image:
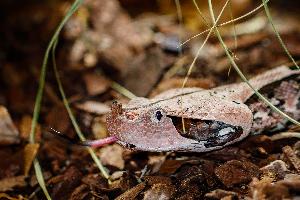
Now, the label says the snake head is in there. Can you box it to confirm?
[106,99,198,151]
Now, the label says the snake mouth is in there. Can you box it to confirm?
[117,140,137,150]
[168,116,243,148]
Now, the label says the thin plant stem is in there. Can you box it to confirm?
[180,0,230,133]
[29,1,83,199]
[111,82,136,99]
[180,0,270,47]
[51,39,111,180]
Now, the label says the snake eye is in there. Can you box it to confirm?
[155,110,163,121]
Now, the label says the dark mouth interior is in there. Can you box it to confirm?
[168,116,243,148]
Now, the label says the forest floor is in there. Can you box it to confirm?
[1,0,300,199]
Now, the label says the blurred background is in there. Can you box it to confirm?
[1,0,300,199]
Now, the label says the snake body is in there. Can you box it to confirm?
[247,74,300,134]
[107,66,300,152]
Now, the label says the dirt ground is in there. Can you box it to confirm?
[0,0,300,199]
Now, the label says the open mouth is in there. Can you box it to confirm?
[169,116,243,148]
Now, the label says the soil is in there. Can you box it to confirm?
[0,0,300,199]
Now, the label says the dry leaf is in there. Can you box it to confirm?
[0,176,26,192]
[83,73,110,96]
[143,183,176,200]
[215,160,261,187]
[0,106,20,145]
[45,106,70,133]
[19,115,41,142]
[98,144,125,169]
[75,101,110,115]
[205,189,238,199]
[0,193,26,200]
[23,143,40,176]
[92,117,108,139]
[115,182,146,200]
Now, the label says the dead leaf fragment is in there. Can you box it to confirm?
[69,184,90,200]
[260,160,289,181]
[205,189,238,200]
[254,184,289,200]
[75,101,110,115]
[147,154,168,174]
[158,160,190,175]
[110,171,125,181]
[23,143,40,176]
[92,117,108,139]
[280,174,300,191]
[173,165,211,198]
[83,73,110,96]
[48,166,83,200]
[98,144,124,169]
[0,176,26,192]
[19,115,41,142]
[215,160,261,187]
[45,106,70,133]
[249,176,300,200]
[0,106,20,145]
[123,47,174,96]
[282,145,300,173]
[143,176,172,186]
[115,182,146,200]
[0,193,26,200]
[143,183,176,200]
[99,144,125,169]
[81,173,109,190]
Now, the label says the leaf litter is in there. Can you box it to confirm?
[0,0,300,199]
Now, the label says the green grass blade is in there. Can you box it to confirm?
[51,39,110,180]
[262,0,299,69]
[111,82,136,99]
[33,159,51,200]
[208,0,300,127]
[29,0,83,143]
[29,1,83,199]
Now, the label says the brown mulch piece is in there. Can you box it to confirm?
[0,106,20,145]
[48,166,83,200]
[215,160,261,187]
[0,175,27,192]
[282,145,300,173]
[205,189,238,200]
[250,174,300,200]
[1,0,300,199]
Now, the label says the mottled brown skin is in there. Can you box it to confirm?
[106,66,300,152]
[247,75,300,134]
